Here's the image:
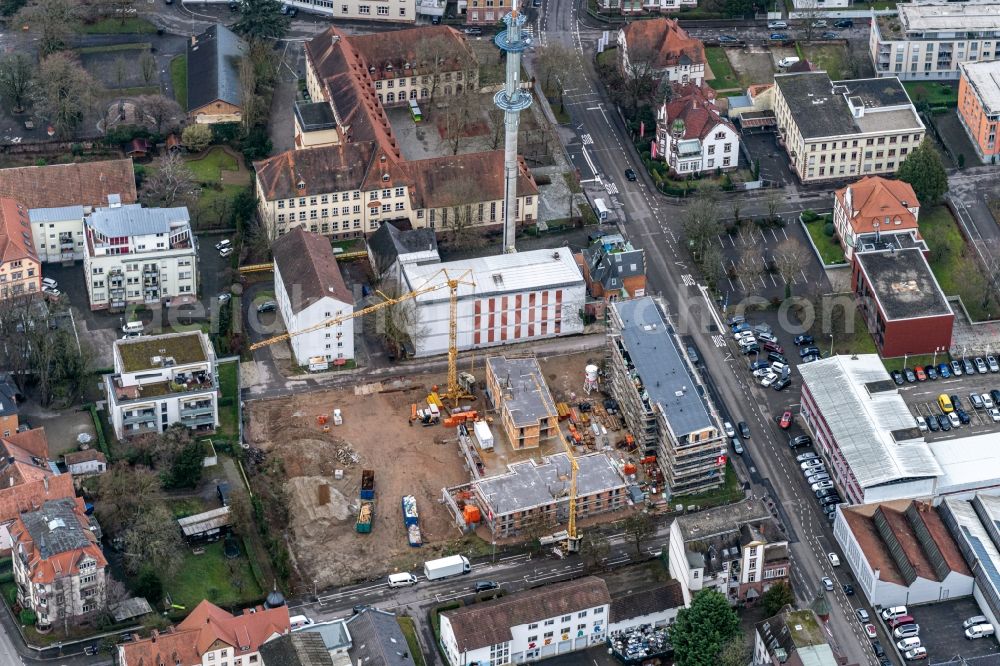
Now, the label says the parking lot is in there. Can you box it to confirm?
[902,598,1000,664]
[897,362,1000,441]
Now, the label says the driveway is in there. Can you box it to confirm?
[741,132,798,188]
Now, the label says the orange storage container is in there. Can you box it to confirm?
[463,504,481,523]
[623,463,637,475]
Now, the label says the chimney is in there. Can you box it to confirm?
[152,629,159,643]
[43,477,48,492]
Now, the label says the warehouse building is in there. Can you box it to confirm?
[607,297,726,496]
[484,356,558,451]
[798,354,941,504]
[833,500,974,607]
[472,453,627,538]
[940,494,1000,632]
[401,247,585,357]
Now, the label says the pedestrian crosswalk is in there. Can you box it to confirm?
[681,273,695,286]
[605,181,619,195]
[581,134,593,145]
[713,335,726,348]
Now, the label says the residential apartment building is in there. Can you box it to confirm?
[466,0,511,24]
[617,19,705,87]
[655,86,740,175]
[0,375,18,437]
[484,356,559,450]
[601,0,696,16]
[119,599,291,666]
[0,198,41,301]
[83,204,197,312]
[575,233,647,320]
[958,60,1000,162]
[833,499,974,607]
[400,248,584,357]
[11,498,106,628]
[104,332,219,440]
[753,608,845,666]
[439,577,612,665]
[833,176,921,261]
[871,2,1000,81]
[607,297,726,496]
[668,499,790,606]
[472,452,628,537]
[3,159,138,265]
[272,227,355,368]
[773,72,925,183]
[272,0,418,24]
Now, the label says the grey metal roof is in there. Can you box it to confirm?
[22,498,92,558]
[187,23,245,112]
[345,609,415,666]
[797,354,941,489]
[88,204,190,238]
[298,620,352,652]
[367,221,438,275]
[476,453,627,515]
[259,632,335,666]
[486,356,557,427]
[612,298,712,437]
[584,241,645,293]
[28,205,84,223]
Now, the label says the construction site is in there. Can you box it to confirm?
[244,346,667,587]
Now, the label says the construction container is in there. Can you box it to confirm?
[407,523,422,547]
[360,469,375,500]
[473,421,494,450]
[333,409,343,425]
[402,495,419,526]
[356,501,373,533]
[623,463,637,475]
[463,504,481,524]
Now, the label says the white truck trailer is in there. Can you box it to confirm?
[423,555,471,580]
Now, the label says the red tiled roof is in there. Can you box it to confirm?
[64,449,107,466]
[9,497,106,585]
[177,600,290,656]
[0,197,37,267]
[835,176,919,235]
[0,159,137,210]
[119,627,201,666]
[621,18,705,70]
[350,25,475,81]
[662,88,735,141]
[0,429,74,529]
[4,428,50,460]
[407,151,538,210]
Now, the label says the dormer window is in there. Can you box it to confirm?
[382,173,390,181]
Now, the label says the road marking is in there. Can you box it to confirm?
[581,133,593,145]
[605,181,619,195]
[713,335,726,348]
[681,273,696,286]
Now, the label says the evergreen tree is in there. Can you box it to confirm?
[897,139,948,206]
[233,0,290,41]
[670,589,741,666]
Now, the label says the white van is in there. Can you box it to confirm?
[387,572,418,588]
[289,615,314,630]
[896,637,921,652]
[965,624,995,639]
[963,616,988,629]
[881,606,908,621]
[122,321,144,335]
[778,57,800,68]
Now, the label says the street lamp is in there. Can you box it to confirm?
[828,334,834,358]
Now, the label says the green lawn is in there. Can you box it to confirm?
[803,218,847,265]
[832,310,879,356]
[705,47,739,90]
[920,205,990,321]
[170,55,188,111]
[674,461,741,507]
[882,354,947,373]
[81,17,158,34]
[186,147,239,183]
[170,498,208,518]
[216,360,239,440]
[801,45,848,80]
[77,42,152,55]
[905,82,958,107]
[165,541,263,611]
[397,617,427,666]
[193,184,244,229]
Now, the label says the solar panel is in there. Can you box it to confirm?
[962,527,1000,591]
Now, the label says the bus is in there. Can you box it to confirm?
[409,98,423,122]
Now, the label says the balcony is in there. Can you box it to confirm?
[111,370,215,402]
[123,409,156,424]
[123,422,158,436]
[180,402,214,418]
[142,267,159,277]
[181,412,216,428]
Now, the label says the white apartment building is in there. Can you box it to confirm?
[400,247,585,358]
[11,497,107,628]
[871,2,1000,81]
[439,577,612,665]
[104,332,219,440]
[272,227,355,368]
[29,206,86,264]
[774,72,925,183]
[655,88,740,175]
[83,204,197,312]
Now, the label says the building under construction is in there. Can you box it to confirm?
[484,355,559,451]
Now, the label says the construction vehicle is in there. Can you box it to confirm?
[249,269,475,404]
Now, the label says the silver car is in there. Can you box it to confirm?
[811,480,835,492]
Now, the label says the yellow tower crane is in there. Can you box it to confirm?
[561,428,581,553]
[249,269,475,402]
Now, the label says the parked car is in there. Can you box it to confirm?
[624,168,637,181]
[816,488,839,499]
[773,377,791,391]
[811,19,828,27]
[950,394,963,410]
[718,35,739,43]
[811,480,834,492]
[769,33,790,41]
[939,363,952,378]
[822,576,834,591]
[991,389,1000,405]
[463,26,483,35]
[888,615,915,629]
[41,277,58,290]
[983,393,995,409]
[724,421,736,437]
[789,435,812,448]
[732,322,751,333]
[915,366,927,381]
[865,625,878,639]
[820,31,839,39]
[778,56,801,68]
[891,370,904,385]
[474,580,499,592]
[805,471,830,484]
[217,293,231,304]
[833,18,854,27]
[794,334,815,346]
[873,641,885,657]
[819,494,843,506]
[963,357,977,375]
[768,19,788,28]
[938,414,951,431]
[750,359,770,371]
[762,341,785,354]
[926,415,939,432]
[731,437,745,455]
[971,393,985,409]
[828,552,841,566]
[957,409,971,424]
[856,609,870,623]
[948,411,961,428]
[761,373,779,388]
[256,300,277,313]
[951,360,963,376]
[843,583,854,595]
[801,354,820,363]
[976,357,989,374]
[800,346,821,358]
[779,411,793,429]
[990,355,1000,373]
[915,416,927,432]
[738,422,750,439]
[903,367,917,383]
[894,625,920,640]
[926,365,938,380]
[220,247,234,257]
[801,459,825,471]
[904,648,927,661]
[990,408,1000,423]
[796,452,819,463]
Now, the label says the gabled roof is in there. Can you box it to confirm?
[0,428,55,488]
[255,142,377,202]
[177,600,290,656]
[609,580,684,623]
[0,197,37,266]
[443,577,611,653]
[0,159,137,211]
[187,23,246,112]
[582,241,645,292]
[345,608,415,666]
[350,25,475,82]
[119,627,202,666]
[10,497,106,585]
[661,88,735,141]
[835,176,919,235]
[367,221,438,275]
[259,632,335,666]
[64,449,107,466]
[620,18,705,70]
[407,152,538,210]
[272,227,353,313]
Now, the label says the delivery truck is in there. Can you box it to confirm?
[423,555,471,580]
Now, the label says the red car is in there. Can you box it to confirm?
[779,411,793,429]
[915,366,927,381]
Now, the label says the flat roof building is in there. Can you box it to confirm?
[484,356,558,451]
[940,494,1000,632]
[472,453,627,538]
[798,354,941,504]
[773,72,924,183]
[958,60,1000,163]
[872,3,1000,81]
[852,247,954,357]
[607,297,725,496]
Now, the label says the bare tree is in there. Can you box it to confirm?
[682,185,722,260]
[442,88,481,155]
[798,0,824,43]
[616,46,660,113]
[579,530,610,572]
[239,55,265,132]
[774,237,810,297]
[733,245,762,289]
[735,219,757,249]
[0,296,42,390]
[123,501,184,576]
[0,53,34,113]
[485,105,504,150]
[95,463,161,535]
[16,0,80,56]
[97,0,138,25]
[137,95,182,135]
[139,51,157,86]
[32,52,101,138]
[623,512,654,557]
[765,189,782,221]
[113,56,127,89]
[701,244,726,290]
[141,152,200,208]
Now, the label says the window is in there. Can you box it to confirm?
[707,145,715,156]
[375,81,383,89]
[277,200,285,209]
[342,4,348,11]
[377,4,388,13]
[400,7,406,14]
[723,143,731,152]
[381,204,391,212]
[395,187,405,197]
[714,131,726,140]
[359,4,370,12]
[395,202,405,211]
[578,611,587,618]
[528,635,538,642]
[543,631,554,639]
[528,623,538,630]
